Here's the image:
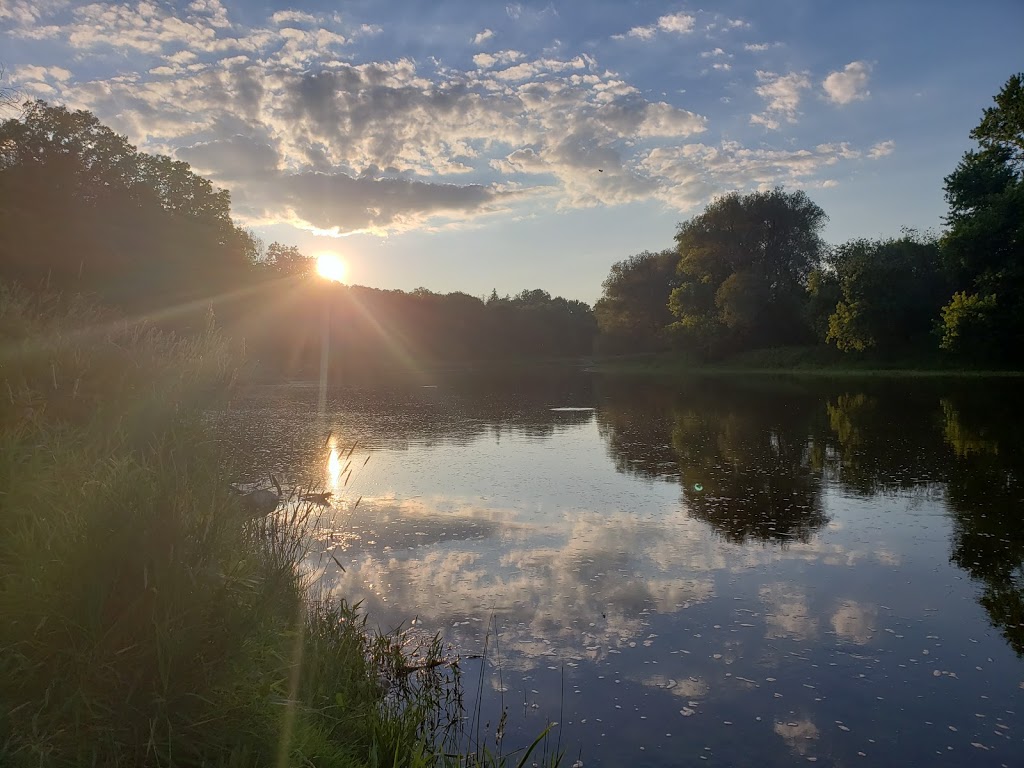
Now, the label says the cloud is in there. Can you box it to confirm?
[743,42,770,52]
[13,2,888,235]
[823,60,871,105]
[639,140,871,209]
[868,139,895,158]
[774,718,820,756]
[472,28,495,45]
[14,65,72,83]
[830,600,877,645]
[760,583,818,640]
[621,12,696,40]
[750,70,811,129]
[272,172,508,236]
[271,10,319,25]
[177,134,280,179]
[472,50,525,69]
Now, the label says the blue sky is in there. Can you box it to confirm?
[2,0,1020,303]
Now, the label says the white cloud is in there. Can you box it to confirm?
[823,60,871,105]
[472,28,495,45]
[623,12,696,40]
[831,600,877,645]
[657,11,696,34]
[9,2,888,234]
[750,70,811,129]
[14,65,72,83]
[744,42,770,52]
[868,140,895,158]
[270,10,319,25]
[749,113,779,130]
[472,50,524,69]
[188,0,230,28]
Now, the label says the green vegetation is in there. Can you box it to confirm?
[0,286,559,766]
[594,73,1024,371]
[669,188,826,357]
[593,250,679,354]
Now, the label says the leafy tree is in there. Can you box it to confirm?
[668,188,827,357]
[265,242,312,276]
[594,250,679,353]
[939,74,1024,363]
[0,101,256,315]
[822,232,947,354]
[939,291,999,355]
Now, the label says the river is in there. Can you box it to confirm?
[211,371,1024,767]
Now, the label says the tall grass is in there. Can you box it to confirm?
[0,285,561,767]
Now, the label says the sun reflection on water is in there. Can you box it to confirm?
[327,435,342,493]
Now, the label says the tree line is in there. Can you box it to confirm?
[2,73,1020,370]
[595,74,1023,367]
[0,101,596,372]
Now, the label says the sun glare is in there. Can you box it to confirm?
[315,252,348,283]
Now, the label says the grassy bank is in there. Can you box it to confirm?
[0,286,556,767]
[588,346,1024,378]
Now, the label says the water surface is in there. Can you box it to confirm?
[213,372,1024,767]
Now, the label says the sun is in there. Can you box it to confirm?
[315,252,348,283]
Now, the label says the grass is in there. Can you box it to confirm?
[588,345,1024,378]
[0,285,562,768]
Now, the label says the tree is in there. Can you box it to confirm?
[822,232,947,354]
[668,188,827,357]
[0,101,256,316]
[939,74,1024,362]
[266,242,312,276]
[594,249,679,353]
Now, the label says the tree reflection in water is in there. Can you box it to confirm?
[596,375,1024,654]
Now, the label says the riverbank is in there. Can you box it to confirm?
[588,346,1024,378]
[0,286,554,767]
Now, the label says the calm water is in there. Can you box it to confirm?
[212,372,1024,767]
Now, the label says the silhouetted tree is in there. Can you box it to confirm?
[594,249,679,354]
[0,102,257,319]
[265,242,313,276]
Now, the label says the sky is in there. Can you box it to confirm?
[1,1,1021,304]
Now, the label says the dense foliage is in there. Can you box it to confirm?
[594,250,679,354]
[668,188,827,357]
[594,73,1023,368]
[938,73,1024,362]
[0,102,257,316]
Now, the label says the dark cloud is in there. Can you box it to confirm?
[276,171,503,232]
[178,134,280,180]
